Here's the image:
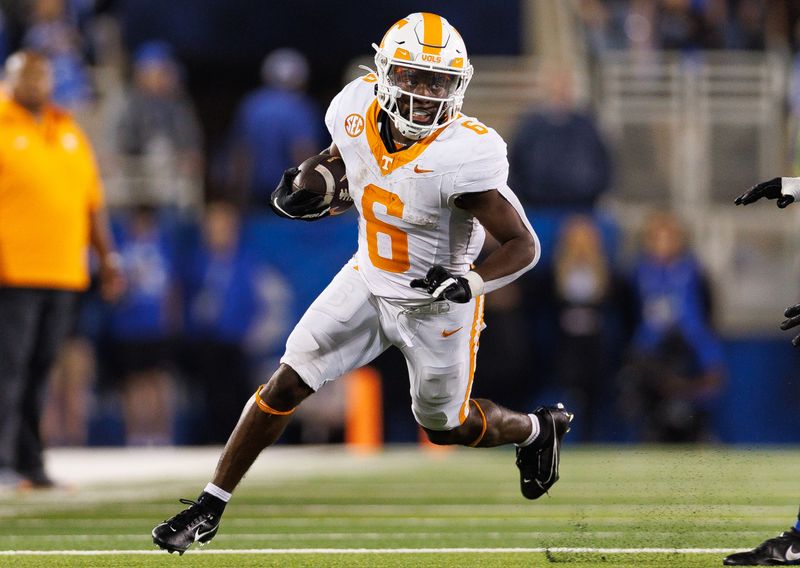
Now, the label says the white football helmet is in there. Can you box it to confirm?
[372,13,473,140]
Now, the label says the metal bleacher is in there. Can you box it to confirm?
[596,50,797,333]
[461,56,542,140]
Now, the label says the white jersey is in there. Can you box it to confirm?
[325,74,537,302]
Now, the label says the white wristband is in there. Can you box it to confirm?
[782,177,800,200]
[463,271,485,297]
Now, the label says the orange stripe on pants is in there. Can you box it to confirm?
[458,295,485,424]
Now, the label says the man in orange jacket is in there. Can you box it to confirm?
[0,50,123,489]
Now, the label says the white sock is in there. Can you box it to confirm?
[204,482,232,502]
[516,414,540,447]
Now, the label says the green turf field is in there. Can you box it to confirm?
[1,445,798,567]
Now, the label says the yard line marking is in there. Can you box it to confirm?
[0,531,776,541]
[0,547,739,556]
[3,516,794,528]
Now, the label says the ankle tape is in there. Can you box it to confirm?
[467,399,487,447]
[253,384,297,416]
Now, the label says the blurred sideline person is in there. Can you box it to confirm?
[0,50,123,489]
[112,41,203,209]
[41,286,103,448]
[618,212,724,443]
[225,48,320,212]
[152,13,573,554]
[723,177,800,566]
[22,0,93,109]
[102,204,177,446]
[545,215,632,441]
[509,64,611,210]
[178,201,258,444]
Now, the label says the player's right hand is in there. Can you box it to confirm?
[734,177,795,208]
[410,265,473,303]
[780,303,800,347]
[270,167,331,221]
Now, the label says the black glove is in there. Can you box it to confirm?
[734,177,795,208]
[780,303,800,347]
[270,167,330,221]
[410,265,472,303]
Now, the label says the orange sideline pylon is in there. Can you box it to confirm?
[345,367,383,453]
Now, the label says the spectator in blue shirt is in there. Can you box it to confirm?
[178,202,259,443]
[23,0,92,108]
[618,211,725,442]
[102,205,178,445]
[225,48,320,212]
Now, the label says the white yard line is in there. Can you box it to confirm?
[0,547,738,555]
[5,516,791,527]
[0,531,776,541]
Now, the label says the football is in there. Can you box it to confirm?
[292,154,352,216]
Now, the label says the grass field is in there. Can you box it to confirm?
[1,445,798,567]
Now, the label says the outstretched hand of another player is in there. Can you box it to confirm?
[780,303,800,347]
[734,177,795,208]
[411,265,473,303]
[738,177,800,347]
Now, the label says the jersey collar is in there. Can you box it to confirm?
[365,98,447,176]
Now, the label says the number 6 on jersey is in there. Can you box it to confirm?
[362,184,410,273]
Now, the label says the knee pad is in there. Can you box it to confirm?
[411,364,464,431]
[412,405,451,431]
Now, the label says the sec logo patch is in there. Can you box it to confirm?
[345,114,365,137]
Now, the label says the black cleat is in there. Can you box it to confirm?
[152,496,222,555]
[724,528,800,565]
[515,403,573,500]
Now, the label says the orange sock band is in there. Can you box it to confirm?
[253,384,297,416]
[467,399,487,447]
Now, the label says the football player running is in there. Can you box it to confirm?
[152,12,573,555]
[723,177,800,566]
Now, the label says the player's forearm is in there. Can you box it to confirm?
[474,233,538,294]
[89,208,119,266]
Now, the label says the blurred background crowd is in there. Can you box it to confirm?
[1,0,799,448]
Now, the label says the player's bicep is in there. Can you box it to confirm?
[455,190,532,246]
[455,187,540,291]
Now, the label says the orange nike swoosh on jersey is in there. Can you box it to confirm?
[414,165,434,174]
[441,327,463,338]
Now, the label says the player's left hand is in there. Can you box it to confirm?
[410,265,472,303]
[780,303,800,347]
[734,177,795,208]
